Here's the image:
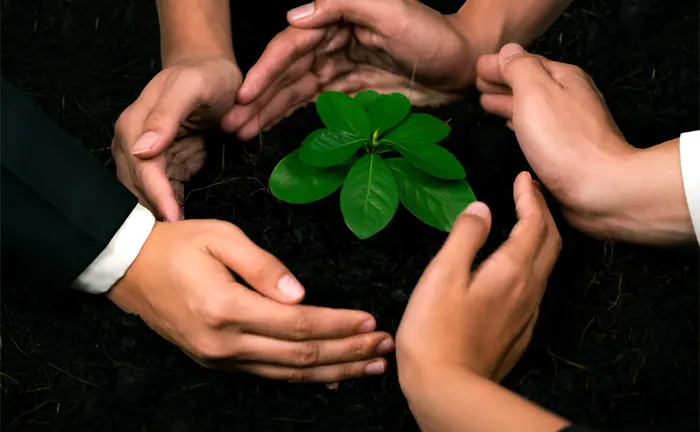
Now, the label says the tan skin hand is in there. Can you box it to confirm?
[397,172,561,382]
[222,0,478,141]
[108,220,394,382]
[476,44,695,245]
[395,172,565,432]
[112,55,241,222]
[475,44,639,224]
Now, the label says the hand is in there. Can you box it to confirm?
[396,171,560,395]
[112,55,242,222]
[395,172,563,431]
[107,220,393,382]
[476,44,695,245]
[223,0,485,141]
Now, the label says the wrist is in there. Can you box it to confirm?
[452,0,572,55]
[564,139,694,245]
[106,221,162,311]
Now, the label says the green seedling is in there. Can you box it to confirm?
[269,90,476,239]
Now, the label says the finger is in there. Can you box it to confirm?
[433,201,493,270]
[234,332,394,367]
[235,291,378,340]
[131,71,212,158]
[409,202,492,305]
[479,94,513,120]
[136,159,183,222]
[208,223,306,303]
[236,74,319,141]
[475,76,512,95]
[530,183,562,282]
[472,171,547,291]
[224,54,317,134]
[234,357,388,383]
[477,44,558,92]
[287,0,391,29]
[236,27,327,104]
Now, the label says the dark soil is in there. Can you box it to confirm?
[1,0,698,431]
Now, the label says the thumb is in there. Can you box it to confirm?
[131,74,208,159]
[497,43,556,91]
[209,222,306,304]
[433,202,493,271]
[287,0,379,28]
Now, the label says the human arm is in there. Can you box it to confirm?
[156,0,234,66]
[0,77,152,291]
[476,44,697,245]
[0,79,394,381]
[395,172,571,431]
[453,0,572,56]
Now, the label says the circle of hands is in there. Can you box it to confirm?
[108,0,627,402]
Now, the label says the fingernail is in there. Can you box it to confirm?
[288,2,315,21]
[376,338,395,355]
[462,201,490,221]
[365,361,385,375]
[326,382,339,391]
[500,43,525,59]
[277,274,305,300]
[131,131,159,155]
[359,318,376,333]
[524,171,532,181]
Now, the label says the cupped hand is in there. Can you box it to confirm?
[223,0,480,141]
[107,220,393,382]
[112,55,242,222]
[475,44,635,224]
[396,172,560,390]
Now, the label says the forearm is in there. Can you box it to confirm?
[570,137,696,245]
[454,0,572,54]
[0,78,144,289]
[156,0,234,66]
[402,369,569,432]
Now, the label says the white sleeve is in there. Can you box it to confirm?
[680,130,700,244]
[71,204,156,294]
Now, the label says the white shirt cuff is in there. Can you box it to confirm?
[680,130,700,245]
[71,204,156,294]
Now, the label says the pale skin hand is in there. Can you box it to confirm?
[396,172,569,432]
[476,44,695,245]
[223,0,571,141]
[107,220,394,382]
[112,0,238,222]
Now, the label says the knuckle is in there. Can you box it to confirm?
[510,55,541,73]
[291,312,314,341]
[190,334,228,360]
[199,297,232,328]
[349,338,371,357]
[294,342,320,366]
[285,368,308,382]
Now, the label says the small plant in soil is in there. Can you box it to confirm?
[269,90,476,239]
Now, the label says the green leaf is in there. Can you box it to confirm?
[316,91,371,137]
[299,128,367,167]
[269,150,350,204]
[381,138,465,180]
[354,90,380,110]
[387,158,476,232]
[382,113,451,144]
[367,92,411,136]
[340,153,399,239]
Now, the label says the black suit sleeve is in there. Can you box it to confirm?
[1,78,138,288]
